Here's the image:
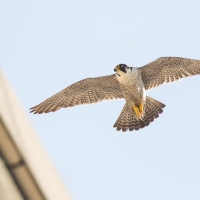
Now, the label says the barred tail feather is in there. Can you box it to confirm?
[113,96,165,132]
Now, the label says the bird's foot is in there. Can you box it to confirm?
[133,102,143,119]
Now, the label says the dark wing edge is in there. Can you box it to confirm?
[139,57,200,90]
[30,74,123,114]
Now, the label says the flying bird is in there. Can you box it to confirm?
[30,57,200,132]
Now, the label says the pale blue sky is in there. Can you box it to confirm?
[1,1,200,199]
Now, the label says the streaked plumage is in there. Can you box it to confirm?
[30,57,200,132]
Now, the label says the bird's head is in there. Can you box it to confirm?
[114,64,128,76]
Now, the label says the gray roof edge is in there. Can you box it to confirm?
[0,70,71,200]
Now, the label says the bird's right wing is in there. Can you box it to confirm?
[30,74,123,114]
[139,57,200,90]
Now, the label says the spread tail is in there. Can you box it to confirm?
[113,96,165,132]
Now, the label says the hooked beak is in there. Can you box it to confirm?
[114,66,119,72]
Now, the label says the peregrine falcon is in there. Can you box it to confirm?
[30,57,200,132]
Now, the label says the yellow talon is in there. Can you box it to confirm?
[133,102,143,119]
[139,102,143,113]
[133,106,141,118]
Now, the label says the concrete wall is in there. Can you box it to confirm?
[0,157,24,200]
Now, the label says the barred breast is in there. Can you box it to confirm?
[116,68,146,106]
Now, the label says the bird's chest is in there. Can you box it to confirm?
[117,74,145,103]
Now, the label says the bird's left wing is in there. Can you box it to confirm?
[30,74,123,114]
[139,57,200,90]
